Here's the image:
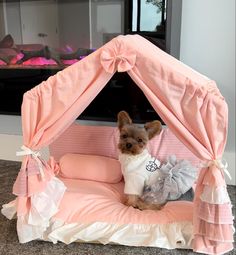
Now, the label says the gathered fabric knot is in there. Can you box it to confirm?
[201,158,231,180]
[100,41,136,73]
[16,145,45,180]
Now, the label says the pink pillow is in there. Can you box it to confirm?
[59,153,122,183]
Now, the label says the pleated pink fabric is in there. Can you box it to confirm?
[12,35,233,254]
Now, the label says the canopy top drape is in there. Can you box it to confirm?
[21,34,227,157]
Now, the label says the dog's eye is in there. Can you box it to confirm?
[138,138,143,143]
[122,134,128,139]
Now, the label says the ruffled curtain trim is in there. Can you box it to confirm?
[28,177,66,226]
[13,156,60,196]
[193,235,234,255]
[198,200,234,224]
[200,185,231,204]
[1,200,17,219]
[2,176,66,242]
[194,218,234,242]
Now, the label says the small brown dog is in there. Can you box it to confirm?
[117,111,164,210]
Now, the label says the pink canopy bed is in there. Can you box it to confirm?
[1,35,234,254]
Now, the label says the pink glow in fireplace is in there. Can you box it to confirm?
[0,34,93,68]
[0,50,83,67]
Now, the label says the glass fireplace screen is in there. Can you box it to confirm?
[0,0,166,123]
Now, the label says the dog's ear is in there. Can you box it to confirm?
[117,111,132,130]
[144,120,162,140]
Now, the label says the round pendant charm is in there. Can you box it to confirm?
[146,159,159,172]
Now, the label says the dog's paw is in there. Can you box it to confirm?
[136,199,165,211]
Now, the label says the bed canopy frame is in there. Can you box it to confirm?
[2,35,234,254]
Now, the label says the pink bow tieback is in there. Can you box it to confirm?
[100,47,136,73]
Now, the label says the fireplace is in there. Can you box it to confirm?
[0,0,181,123]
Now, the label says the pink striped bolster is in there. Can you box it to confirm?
[195,219,234,242]
[193,235,234,255]
[198,201,234,224]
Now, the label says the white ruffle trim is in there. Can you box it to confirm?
[1,200,17,219]
[19,219,193,249]
[1,176,66,243]
[28,177,66,226]
[200,185,231,204]
[2,199,193,249]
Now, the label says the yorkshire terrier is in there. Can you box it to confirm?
[117,111,164,210]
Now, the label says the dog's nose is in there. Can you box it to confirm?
[126,143,132,149]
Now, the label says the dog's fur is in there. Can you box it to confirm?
[117,111,164,210]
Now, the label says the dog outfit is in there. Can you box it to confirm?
[119,150,197,204]
[141,155,197,204]
[119,149,161,196]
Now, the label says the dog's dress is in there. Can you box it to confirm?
[119,149,161,196]
[142,155,197,204]
[119,150,197,204]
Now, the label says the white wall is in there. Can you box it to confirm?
[91,0,124,48]
[5,1,22,44]
[180,0,235,185]
[0,2,6,39]
[58,0,90,49]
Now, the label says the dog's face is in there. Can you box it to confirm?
[117,111,162,155]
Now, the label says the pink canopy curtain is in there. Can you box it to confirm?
[12,34,233,254]
[12,45,114,217]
